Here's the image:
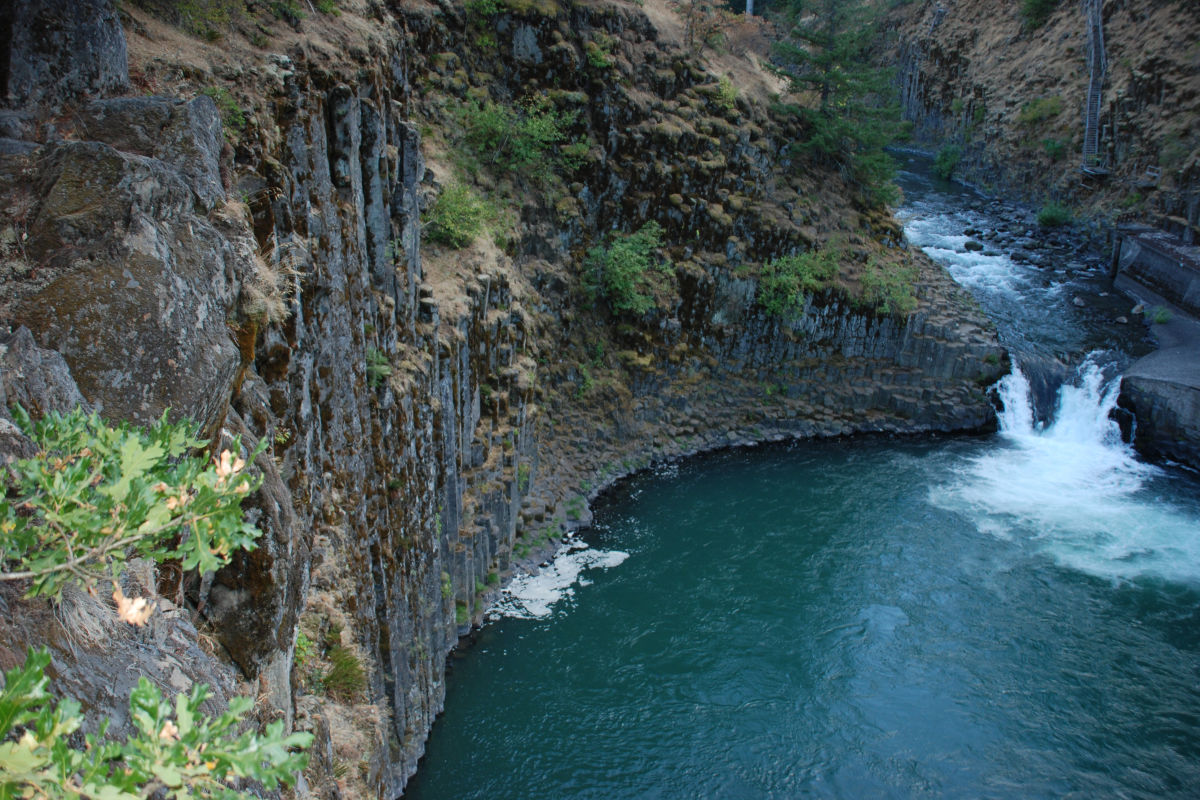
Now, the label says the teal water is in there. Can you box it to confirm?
[405,438,1200,799]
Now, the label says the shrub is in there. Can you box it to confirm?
[757,247,839,317]
[1036,201,1072,227]
[717,75,738,110]
[585,32,616,69]
[427,182,489,248]
[0,407,263,601]
[0,648,311,799]
[176,0,243,40]
[1017,96,1063,126]
[932,145,963,180]
[584,222,672,315]
[1022,0,1060,29]
[860,257,919,316]
[1042,137,1067,161]
[456,98,577,174]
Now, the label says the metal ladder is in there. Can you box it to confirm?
[1081,0,1108,174]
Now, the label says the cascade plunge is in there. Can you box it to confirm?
[936,355,1200,584]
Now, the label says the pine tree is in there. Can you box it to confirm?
[772,0,902,206]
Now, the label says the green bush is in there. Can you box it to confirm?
[427,183,490,248]
[1036,201,1072,227]
[1042,137,1067,161]
[0,407,263,600]
[0,648,311,799]
[584,222,671,315]
[1017,96,1064,126]
[1022,0,1060,29]
[717,75,738,110]
[932,145,963,180]
[456,98,577,174]
[860,257,919,316]
[176,0,243,40]
[757,248,839,317]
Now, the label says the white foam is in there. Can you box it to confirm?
[489,542,629,620]
[933,356,1200,583]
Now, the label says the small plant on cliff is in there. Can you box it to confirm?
[860,256,919,316]
[366,347,393,387]
[757,247,839,318]
[175,0,244,40]
[584,221,672,316]
[199,86,246,135]
[1022,0,1060,29]
[1017,96,1064,126]
[1036,201,1072,227]
[0,648,312,799]
[0,406,263,601]
[932,145,963,180]
[323,646,367,701]
[585,32,617,69]
[456,97,577,175]
[717,75,738,111]
[1042,138,1067,161]
[427,183,490,249]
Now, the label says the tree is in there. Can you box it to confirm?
[772,0,902,206]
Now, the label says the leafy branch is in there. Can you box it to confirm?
[0,647,312,799]
[0,407,265,601]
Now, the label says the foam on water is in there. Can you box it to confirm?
[933,356,1200,583]
[488,542,629,620]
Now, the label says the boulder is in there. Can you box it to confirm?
[5,140,242,430]
[3,0,128,108]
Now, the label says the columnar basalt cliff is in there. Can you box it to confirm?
[0,0,1005,796]
[885,0,1200,227]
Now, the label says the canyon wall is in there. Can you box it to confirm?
[0,1,1005,796]
[886,0,1200,229]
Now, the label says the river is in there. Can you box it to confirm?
[403,155,1200,799]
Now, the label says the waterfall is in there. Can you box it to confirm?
[937,355,1200,582]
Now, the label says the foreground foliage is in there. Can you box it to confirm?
[0,648,312,799]
[0,407,263,601]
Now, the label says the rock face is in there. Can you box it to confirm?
[885,0,1200,224]
[0,1,1006,796]
[2,0,128,108]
